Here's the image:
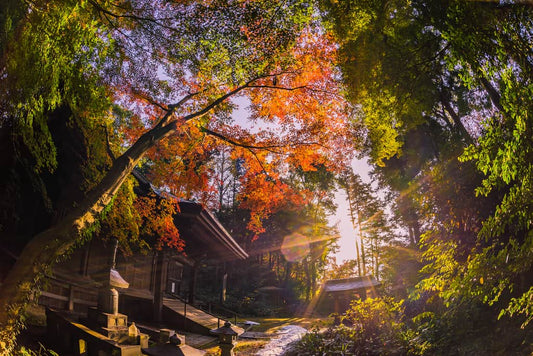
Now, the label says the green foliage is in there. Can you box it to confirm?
[16,344,58,356]
[501,286,533,329]
[321,0,468,165]
[449,3,533,329]
[325,259,358,279]
[410,298,533,355]
[2,0,112,173]
[324,1,533,353]
[381,244,421,299]
[295,296,533,355]
[295,297,414,355]
[93,176,153,254]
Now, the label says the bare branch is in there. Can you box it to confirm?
[201,127,281,152]
[201,126,321,151]
[152,92,201,128]
[87,0,179,32]
[247,84,308,91]
[168,91,202,111]
[130,89,168,111]
[180,76,268,122]
[249,149,270,178]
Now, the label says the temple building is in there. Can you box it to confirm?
[39,171,248,354]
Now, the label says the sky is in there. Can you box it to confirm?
[330,158,373,263]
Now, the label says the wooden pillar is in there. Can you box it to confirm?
[188,263,198,304]
[220,273,228,304]
[219,262,227,304]
[150,252,157,293]
[153,251,166,322]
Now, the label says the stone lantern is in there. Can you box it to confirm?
[96,238,129,315]
[210,321,244,356]
[88,238,132,341]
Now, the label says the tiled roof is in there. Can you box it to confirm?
[323,276,380,293]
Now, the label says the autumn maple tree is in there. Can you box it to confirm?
[0,0,357,350]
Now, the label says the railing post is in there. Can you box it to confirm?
[218,318,220,328]
[68,284,75,312]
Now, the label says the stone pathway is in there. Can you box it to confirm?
[254,325,307,356]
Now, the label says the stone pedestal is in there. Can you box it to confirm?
[87,306,129,341]
[210,321,244,356]
[98,287,119,315]
[219,342,236,356]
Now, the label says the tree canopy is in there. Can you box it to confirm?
[0,0,358,350]
[3,0,533,354]
[318,0,533,353]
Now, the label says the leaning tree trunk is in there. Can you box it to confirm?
[0,76,262,353]
[0,118,177,353]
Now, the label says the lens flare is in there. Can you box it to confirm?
[281,232,310,262]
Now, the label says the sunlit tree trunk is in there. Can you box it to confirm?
[217,148,228,210]
[354,239,362,277]
[303,259,311,302]
[357,210,367,276]
[345,186,362,277]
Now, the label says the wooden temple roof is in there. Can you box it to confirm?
[132,170,248,262]
[175,200,248,261]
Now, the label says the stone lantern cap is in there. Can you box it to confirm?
[110,268,129,289]
[210,321,244,336]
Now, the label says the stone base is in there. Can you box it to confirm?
[88,307,128,328]
[219,342,236,356]
[100,325,129,340]
[87,307,129,341]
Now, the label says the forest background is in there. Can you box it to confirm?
[1,0,533,354]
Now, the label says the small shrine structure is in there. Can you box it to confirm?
[315,276,381,314]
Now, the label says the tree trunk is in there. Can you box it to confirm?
[357,210,367,276]
[355,238,362,277]
[440,93,473,143]
[303,260,310,302]
[479,76,504,112]
[153,250,166,322]
[345,185,362,276]
[408,227,416,247]
[284,262,293,286]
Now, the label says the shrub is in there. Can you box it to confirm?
[294,297,413,355]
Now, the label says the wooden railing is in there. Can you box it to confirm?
[39,274,98,313]
[167,292,239,327]
[205,302,239,325]
[40,274,242,330]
